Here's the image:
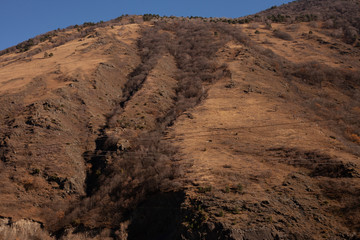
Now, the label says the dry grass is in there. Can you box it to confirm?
[0,219,53,240]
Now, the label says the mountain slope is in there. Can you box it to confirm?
[0,9,359,240]
[256,0,360,44]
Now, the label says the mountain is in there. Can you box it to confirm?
[0,2,360,240]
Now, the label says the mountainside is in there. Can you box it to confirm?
[255,0,360,45]
[0,2,360,240]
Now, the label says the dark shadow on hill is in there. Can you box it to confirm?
[127,191,186,240]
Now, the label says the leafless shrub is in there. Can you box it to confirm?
[311,162,359,178]
[273,29,293,41]
[0,219,53,240]
[163,20,228,118]
[265,22,272,30]
[329,28,343,38]
[59,132,181,229]
[248,23,259,29]
[214,22,251,46]
[308,21,319,28]
[319,180,360,232]
[343,26,358,44]
[267,147,359,178]
[323,19,334,29]
[262,38,272,44]
[289,61,360,89]
[286,24,300,32]
[290,61,328,85]
[119,26,171,105]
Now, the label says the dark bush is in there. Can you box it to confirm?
[273,29,293,41]
[295,14,318,22]
[289,61,360,89]
[83,22,95,27]
[143,14,160,22]
[267,14,288,23]
[343,26,358,44]
[16,39,34,52]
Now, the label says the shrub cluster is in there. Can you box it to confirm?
[295,14,318,22]
[156,20,228,124]
[120,26,172,104]
[143,14,160,22]
[15,39,35,52]
[209,17,253,24]
[273,29,293,41]
[288,61,360,89]
[267,14,290,23]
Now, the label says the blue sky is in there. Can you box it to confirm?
[0,0,293,50]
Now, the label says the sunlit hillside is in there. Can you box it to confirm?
[0,1,359,239]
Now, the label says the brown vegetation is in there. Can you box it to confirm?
[0,2,360,239]
[256,0,360,45]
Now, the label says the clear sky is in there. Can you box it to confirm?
[0,0,293,51]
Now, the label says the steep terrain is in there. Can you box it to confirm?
[0,2,360,239]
